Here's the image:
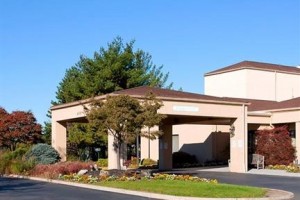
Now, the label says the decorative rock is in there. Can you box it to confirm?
[141,170,151,177]
[77,169,88,176]
[99,170,109,176]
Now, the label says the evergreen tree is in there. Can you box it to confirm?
[44,37,172,157]
[54,37,172,104]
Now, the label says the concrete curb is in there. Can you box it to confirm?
[4,175,294,200]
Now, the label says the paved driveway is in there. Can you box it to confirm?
[1,172,299,199]
[0,177,156,200]
[171,169,300,199]
[166,167,300,200]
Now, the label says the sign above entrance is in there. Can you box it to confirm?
[173,105,199,112]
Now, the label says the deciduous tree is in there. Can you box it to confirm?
[87,95,144,169]
[0,107,42,151]
[140,92,166,158]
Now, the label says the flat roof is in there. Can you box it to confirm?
[205,61,300,76]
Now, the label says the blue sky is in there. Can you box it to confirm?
[0,0,299,124]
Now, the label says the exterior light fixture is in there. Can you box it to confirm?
[229,125,235,138]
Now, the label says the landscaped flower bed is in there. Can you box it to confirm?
[58,172,218,184]
[267,164,300,173]
[3,158,266,198]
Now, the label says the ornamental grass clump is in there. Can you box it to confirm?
[0,145,35,175]
[30,161,90,179]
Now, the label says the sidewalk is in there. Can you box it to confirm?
[171,166,300,178]
[247,169,300,178]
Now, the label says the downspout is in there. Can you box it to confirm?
[275,71,277,101]
[243,104,248,172]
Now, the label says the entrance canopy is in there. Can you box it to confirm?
[51,86,250,173]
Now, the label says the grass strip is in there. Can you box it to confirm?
[96,180,266,198]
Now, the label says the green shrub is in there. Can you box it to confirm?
[0,153,11,174]
[67,154,81,161]
[10,145,30,159]
[0,145,29,161]
[97,158,108,167]
[172,151,198,167]
[141,158,157,166]
[25,143,61,165]
[267,164,300,173]
[286,165,300,173]
[10,160,35,174]
[0,146,35,175]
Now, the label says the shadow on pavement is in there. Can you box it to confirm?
[0,177,45,193]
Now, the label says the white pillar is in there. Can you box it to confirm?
[159,124,173,170]
[296,122,300,163]
[108,132,127,170]
[229,105,248,173]
[51,121,67,161]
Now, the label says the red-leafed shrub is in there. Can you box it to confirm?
[30,161,91,179]
[255,126,295,165]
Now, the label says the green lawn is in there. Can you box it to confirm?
[96,180,266,198]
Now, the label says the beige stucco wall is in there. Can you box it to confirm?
[51,104,87,161]
[159,100,245,118]
[247,113,271,124]
[173,125,229,163]
[141,125,230,163]
[229,105,248,172]
[52,104,87,122]
[51,121,67,161]
[52,97,248,172]
[205,69,300,101]
[246,69,276,101]
[159,100,247,172]
[271,110,300,124]
[247,70,300,101]
[140,126,159,161]
[205,70,247,98]
[276,73,300,101]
